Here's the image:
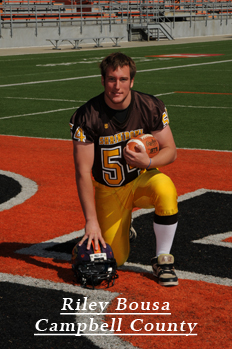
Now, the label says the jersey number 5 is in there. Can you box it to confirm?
[101,147,125,186]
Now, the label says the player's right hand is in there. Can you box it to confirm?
[78,219,106,250]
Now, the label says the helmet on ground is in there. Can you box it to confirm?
[71,240,118,289]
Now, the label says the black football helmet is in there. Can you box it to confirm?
[71,240,118,289]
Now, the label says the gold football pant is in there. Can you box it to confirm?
[94,169,178,266]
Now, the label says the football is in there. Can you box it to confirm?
[127,134,159,158]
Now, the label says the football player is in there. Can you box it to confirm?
[70,52,178,286]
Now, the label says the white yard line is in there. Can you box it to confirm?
[1,58,231,120]
[0,107,78,120]
[1,96,86,103]
[155,92,175,97]
[0,59,231,88]
[0,93,175,120]
[0,74,101,88]
[1,102,232,120]
[137,59,232,73]
[166,104,232,109]
[0,92,174,104]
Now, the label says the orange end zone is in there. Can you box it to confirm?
[105,271,232,349]
[0,135,231,282]
[0,135,231,247]
[0,135,231,348]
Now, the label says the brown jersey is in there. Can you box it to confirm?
[70,90,169,187]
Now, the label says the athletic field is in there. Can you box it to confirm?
[0,39,232,349]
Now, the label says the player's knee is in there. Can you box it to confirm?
[153,175,176,196]
[113,249,130,267]
[152,176,178,215]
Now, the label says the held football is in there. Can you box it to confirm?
[127,134,159,158]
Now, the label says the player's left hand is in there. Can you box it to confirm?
[123,144,151,169]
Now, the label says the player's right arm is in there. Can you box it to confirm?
[73,140,106,250]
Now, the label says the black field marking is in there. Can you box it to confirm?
[0,282,100,349]
[30,191,232,280]
[0,174,21,204]
[129,192,232,279]
[0,170,38,212]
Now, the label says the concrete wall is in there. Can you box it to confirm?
[0,18,231,48]
[171,18,232,38]
[0,23,128,48]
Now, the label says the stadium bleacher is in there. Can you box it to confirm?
[1,0,231,22]
[0,0,231,48]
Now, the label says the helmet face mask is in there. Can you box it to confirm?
[72,240,118,289]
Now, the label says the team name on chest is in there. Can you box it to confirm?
[99,129,143,145]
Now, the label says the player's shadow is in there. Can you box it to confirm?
[0,239,159,288]
[0,241,75,283]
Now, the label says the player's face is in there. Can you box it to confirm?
[101,65,134,110]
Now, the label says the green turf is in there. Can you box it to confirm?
[0,40,231,150]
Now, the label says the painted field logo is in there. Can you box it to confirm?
[0,136,231,349]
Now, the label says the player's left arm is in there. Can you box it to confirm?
[150,125,177,168]
[124,125,177,169]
